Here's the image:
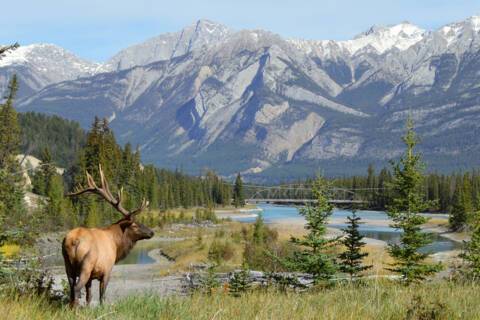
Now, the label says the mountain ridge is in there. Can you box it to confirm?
[3,16,480,180]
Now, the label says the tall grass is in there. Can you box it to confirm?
[1,280,479,319]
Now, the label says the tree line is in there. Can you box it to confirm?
[0,75,236,234]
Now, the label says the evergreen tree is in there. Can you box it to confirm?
[229,267,251,297]
[385,117,442,284]
[462,173,475,226]
[286,176,338,282]
[233,173,245,208]
[459,223,480,279]
[338,211,372,280]
[0,75,21,167]
[44,174,73,228]
[450,183,468,231]
[252,213,266,244]
[0,75,25,223]
[32,147,56,196]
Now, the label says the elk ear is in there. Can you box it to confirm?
[118,219,133,232]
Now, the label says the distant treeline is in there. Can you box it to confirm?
[332,165,480,214]
[26,115,232,228]
[19,112,86,168]
[249,164,480,214]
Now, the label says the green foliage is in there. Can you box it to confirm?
[286,177,338,282]
[0,75,25,244]
[338,211,372,280]
[233,173,245,208]
[449,174,475,231]
[208,239,234,265]
[229,267,251,297]
[198,265,220,295]
[31,148,56,196]
[459,223,480,280]
[243,214,289,271]
[18,112,86,168]
[386,118,442,284]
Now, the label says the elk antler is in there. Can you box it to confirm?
[68,164,149,218]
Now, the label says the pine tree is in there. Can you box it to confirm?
[0,75,21,167]
[460,225,480,277]
[462,173,475,226]
[0,75,25,223]
[338,211,372,280]
[386,117,442,284]
[229,267,251,297]
[233,173,245,208]
[460,223,480,279]
[32,147,56,196]
[286,176,338,282]
[450,183,468,231]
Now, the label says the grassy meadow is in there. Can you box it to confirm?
[2,280,480,320]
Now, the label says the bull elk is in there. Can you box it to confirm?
[62,165,154,307]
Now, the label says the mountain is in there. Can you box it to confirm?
[8,17,480,180]
[0,44,99,98]
[100,19,232,72]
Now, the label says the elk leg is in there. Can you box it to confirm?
[99,273,111,305]
[85,279,93,305]
[73,270,91,306]
[64,260,77,307]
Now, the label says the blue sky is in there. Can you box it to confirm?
[2,0,480,61]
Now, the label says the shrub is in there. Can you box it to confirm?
[208,240,234,265]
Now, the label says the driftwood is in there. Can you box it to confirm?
[183,270,315,291]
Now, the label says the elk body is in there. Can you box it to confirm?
[62,166,154,307]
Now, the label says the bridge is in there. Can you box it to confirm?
[246,198,366,205]
[237,183,378,206]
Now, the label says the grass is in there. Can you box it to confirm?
[0,244,21,257]
[2,280,480,319]
[157,221,246,274]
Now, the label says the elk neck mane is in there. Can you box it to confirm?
[107,219,136,262]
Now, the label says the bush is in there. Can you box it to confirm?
[208,240,234,265]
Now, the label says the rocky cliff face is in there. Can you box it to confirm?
[5,17,480,179]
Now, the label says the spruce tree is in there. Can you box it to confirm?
[386,117,442,284]
[338,211,372,280]
[233,173,245,208]
[286,176,338,282]
[229,267,251,297]
[459,223,480,279]
[450,183,467,231]
[32,147,56,196]
[0,75,24,222]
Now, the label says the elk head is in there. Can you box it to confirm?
[69,165,154,240]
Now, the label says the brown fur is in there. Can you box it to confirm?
[62,218,153,306]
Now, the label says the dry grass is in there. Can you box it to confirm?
[2,280,480,319]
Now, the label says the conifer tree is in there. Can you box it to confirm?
[459,223,480,279]
[0,75,24,221]
[450,183,468,231]
[386,117,442,284]
[32,147,56,196]
[286,176,338,282]
[233,173,245,208]
[338,211,372,280]
[229,266,251,297]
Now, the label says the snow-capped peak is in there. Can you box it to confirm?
[341,22,426,54]
[438,15,480,47]
[0,44,45,67]
[0,43,99,74]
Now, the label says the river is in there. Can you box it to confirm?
[231,204,461,253]
[118,204,459,265]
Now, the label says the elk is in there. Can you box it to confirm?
[62,165,154,307]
